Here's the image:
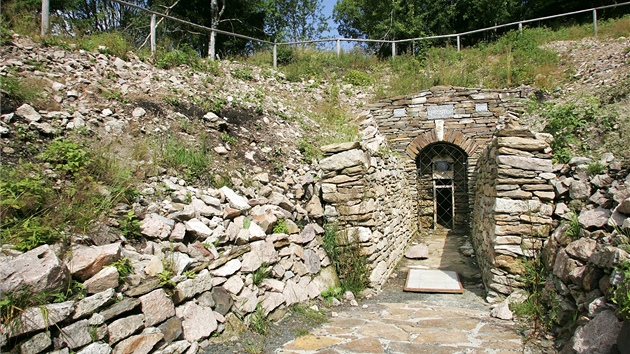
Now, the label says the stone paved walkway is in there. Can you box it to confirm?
[277,300,523,354]
[277,230,525,354]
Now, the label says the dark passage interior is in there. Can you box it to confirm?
[416,142,469,231]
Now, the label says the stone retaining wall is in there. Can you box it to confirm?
[471,128,555,299]
[318,120,417,290]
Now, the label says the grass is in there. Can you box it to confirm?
[248,304,269,335]
[252,264,271,286]
[0,75,49,112]
[0,138,138,250]
[156,135,213,182]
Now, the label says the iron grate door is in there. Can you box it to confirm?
[417,143,469,231]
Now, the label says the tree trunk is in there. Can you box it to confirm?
[208,30,216,60]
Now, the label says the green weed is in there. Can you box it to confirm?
[220,133,238,146]
[297,139,319,164]
[565,213,581,239]
[232,67,255,81]
[157,136,212,182]
[322,223,368,295]
[612,260,630,320]
[79,32,133,60]
[509,256,555,333]
[587,161,606,175]
[119,210,141,239]
[156,44,201,69]
[248,303,269,335]
[108,257,133,283]
[252,263,270,286]
[343,70,373,86]
[290,304,327,326]
[0,75,50,112]
[272,219,288,234]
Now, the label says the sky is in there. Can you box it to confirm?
[321,0,340,38]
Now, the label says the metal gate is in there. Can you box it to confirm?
[417,143,469,231]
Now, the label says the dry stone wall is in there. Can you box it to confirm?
[471,128,556,299]
[0,179,338,354]
[541,156,630,353]
[366,86,532,230]
[318,117,417,291]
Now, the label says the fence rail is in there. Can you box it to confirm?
[40,0,630,67]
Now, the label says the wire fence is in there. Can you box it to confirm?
[40,0,630,68]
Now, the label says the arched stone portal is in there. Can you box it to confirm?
[416,143,469,231]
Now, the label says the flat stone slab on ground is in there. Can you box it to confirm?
[403,269,464,294]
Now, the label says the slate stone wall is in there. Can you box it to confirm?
[318,124,417,291]
[365,86,532,230]
[471,129,555,299]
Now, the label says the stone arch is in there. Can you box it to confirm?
[406,129,480,161]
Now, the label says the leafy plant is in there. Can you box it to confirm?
[157,269,176,288]
[183,270,197,279]
[321,285,343,302]
[108,257,133,283]
[541,98,600,163]
[612,260,630,320]
[220,133,238,146]
[289,304,327,326]
[119,210,141,239]
[272,219,288,234]
[38,139,91,176]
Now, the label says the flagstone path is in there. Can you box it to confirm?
[277,230,526,354]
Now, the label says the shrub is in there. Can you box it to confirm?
[276,45,297,65]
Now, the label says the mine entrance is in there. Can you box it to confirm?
[416,143,469,231]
